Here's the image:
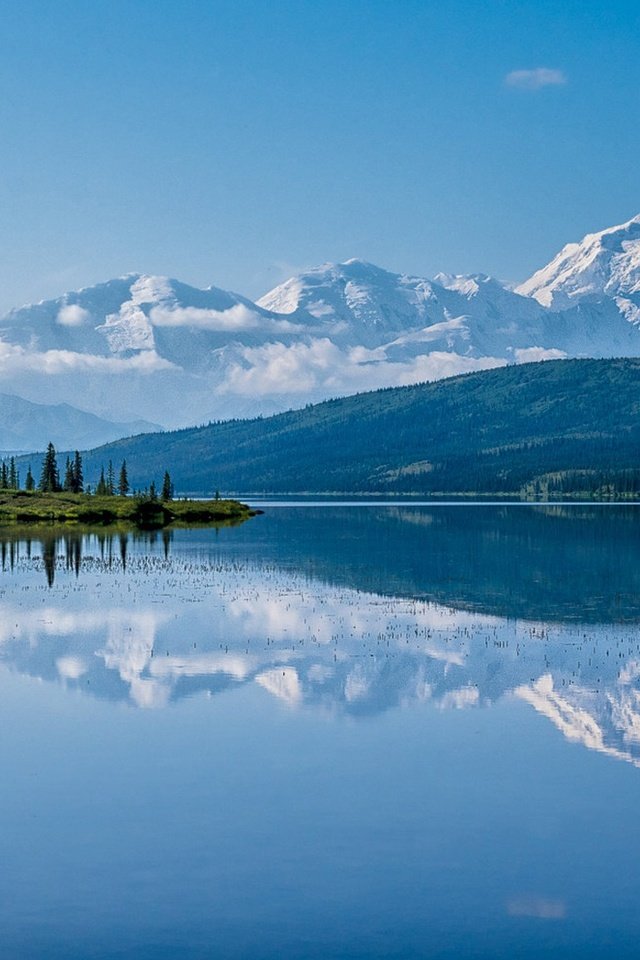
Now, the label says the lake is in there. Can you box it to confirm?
[1,504,639,959]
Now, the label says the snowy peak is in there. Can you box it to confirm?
[435,272,511,298]
[516,214,640,309]
[259,259,447,343]
[259,260,549,353]
[0,273,297,359]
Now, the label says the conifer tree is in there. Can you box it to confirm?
[73,451,84,493]
[63,457,74,492]
[9,457,17,490]
[107,460,115,496]
[0,462,7,490]
[96,467,107,496]
[149,480,157,501]
[161,471,173,501]
[118,460,129,497]
[39,443,60,493]
[25,465,35,492]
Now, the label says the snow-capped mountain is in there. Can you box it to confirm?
[258,259,551,353]
[516,214,640,312]
[0,274,317,428]
[1,214,639,430]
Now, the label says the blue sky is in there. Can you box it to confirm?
[0,0,638,312]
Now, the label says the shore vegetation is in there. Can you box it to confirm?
[0,490,254,528]
[0,444,253,528]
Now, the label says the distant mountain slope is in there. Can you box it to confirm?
[0,394,159,453]
[77,358,640,496]
[2,214,640,428]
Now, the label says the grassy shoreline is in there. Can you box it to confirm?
[0,491,257,528]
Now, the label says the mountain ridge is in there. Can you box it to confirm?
[0,393,160,453]
[70,358,640,497]
[2,214,640,434]
[516,213,640,310]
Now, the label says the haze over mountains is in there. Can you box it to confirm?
[0,394,158,454]
[2,214,640,447]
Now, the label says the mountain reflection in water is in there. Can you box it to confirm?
[0,505,639,766]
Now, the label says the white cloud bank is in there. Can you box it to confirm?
[0,341,174,375]
[514,347,567,363]
[216,337,507,398]
[505,68,567,90]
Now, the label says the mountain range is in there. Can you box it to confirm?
[1,214,640,445]
[0,394,158,454]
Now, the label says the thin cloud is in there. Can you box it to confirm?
[149,304,307,334]
[507,897,566,920]
[505,68,567,90]
[0,341,174,375]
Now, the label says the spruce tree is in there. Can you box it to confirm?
[96,467,107,496]
[39,443,60,493]
[73,451,84,493]
[118,460,129,497]
[149,481,157,501]
[25,465,35,492]
[107,460,115,496]
[63,457,75,492]
[0,462,7,490]
[9,457,16,490]
[161,471,173,501]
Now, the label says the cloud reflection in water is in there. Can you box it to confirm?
[0,533,639,770]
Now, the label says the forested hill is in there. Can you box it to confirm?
[80,358,640,497]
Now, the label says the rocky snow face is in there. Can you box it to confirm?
[0,215,639,430]
[516,214,640,312]
[257,259,446,342]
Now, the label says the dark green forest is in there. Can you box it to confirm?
[71,358,640,497]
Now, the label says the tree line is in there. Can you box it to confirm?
[0,456,20,490]
[6,442,174,501]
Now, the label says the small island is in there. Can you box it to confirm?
[0,490,256,528]
[0,444,256,529]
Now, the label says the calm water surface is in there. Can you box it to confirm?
[1,504,639,959]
